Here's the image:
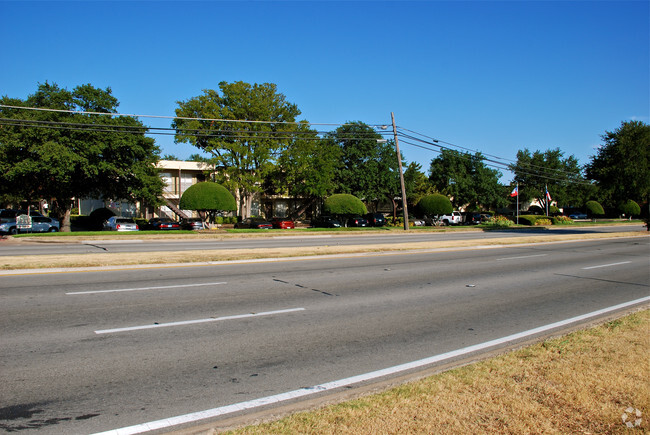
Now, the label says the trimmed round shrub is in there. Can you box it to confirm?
[323,194,367,216]
[585,200,605,217]
[416,194,452,217]
[619,200,641,217]
[179,182,236,212]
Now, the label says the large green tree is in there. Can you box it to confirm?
[267,122,342,217]
[173,81,301,218]
[0,82,163,231]
[585,120,650,209]
[428,149,506,210]
[328,122,401,211]
[509,148,588,211]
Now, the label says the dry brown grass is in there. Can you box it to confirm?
[224,310,649,434]
[1,231,646,270]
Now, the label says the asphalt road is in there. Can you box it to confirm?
[1,236,648,434]
[0,224,644,256]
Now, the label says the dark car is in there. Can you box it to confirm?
[464,213,483,225]
[347,216,368,227]
[180,217,204,230]
[270,217,295,229]
[365,213,387,227]
[147,217,181,230]
[311,216,341,228]
[569,212,588,219]
[234,217,273,229]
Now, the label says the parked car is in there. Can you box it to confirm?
[464,213,483,225]
[180,217,204,230]
[0,216,60,234]
[311,216,341,228]
[270,217,295,229]
[569,212,588,219]
[147,217,180,230]
[0,209,44,224]
[234,217,273,229]
[439,211,463,225]
[347,216,368,227]
[365,213,387,227]
[103,216,139,231]
[410,218,426,226]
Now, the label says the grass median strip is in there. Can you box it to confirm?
[1,232,646,270]
[222,309,649,434]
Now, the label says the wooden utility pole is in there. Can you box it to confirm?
[392,112,409,230]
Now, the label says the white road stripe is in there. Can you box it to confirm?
[93,296,650,435]
[94,307,305,334]
[582,261,632,270]
[67,281,227,295]
[496,254,548,261]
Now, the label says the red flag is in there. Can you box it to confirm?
[510,186,518,197]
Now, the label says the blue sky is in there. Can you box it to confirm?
[1,1,648,182]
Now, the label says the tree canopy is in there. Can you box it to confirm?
[509,148,587,210]
[323,194,367,217]
[179,182,236,212]
[173,81,302,218]
[0,82,163,231]
[428,149,506,210]
[585,120,650,208]
[328,122,401,208]
[416,193,453,217]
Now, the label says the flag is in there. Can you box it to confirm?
[510,186,518,197]
[545,186,552,201]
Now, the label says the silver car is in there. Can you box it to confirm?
[0,216,60,234]
[103,217,139,231]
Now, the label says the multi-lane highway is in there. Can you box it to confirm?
[1,234,648,434]
[0,224,644,256]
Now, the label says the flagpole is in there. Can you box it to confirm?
[545,185,548,216]
[516,183,519,225]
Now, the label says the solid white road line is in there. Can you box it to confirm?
[66,281,227,295]
[94,307,305,335]
[496,254,548,261]
[93,296,650,435]
[582,261,632,270]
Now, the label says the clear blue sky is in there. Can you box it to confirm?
[2,1,648,182]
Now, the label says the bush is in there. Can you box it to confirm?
[416,194,452,217]
[586,200,605,217]
[323,194,367,216]
[88,207,116,230]
[517,215,537,226]
[483,215,514,228]
[179,182,237,212]
[619,200,641,218]
[552,215,573,225]
[534,218,552,226]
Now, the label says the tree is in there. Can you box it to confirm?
[323,193,367,226]
[619,199,641,219]
[179,182,236,224]
[267,122,341,217]
[429,149,506,210]
[328,122,401,211]
[586,200,605,218]
[509,148,587,212]
[173,81,302,218]
[0,82,164,231]
[404,162,436,215]
[416,193,452,224]
[585,121,650,208]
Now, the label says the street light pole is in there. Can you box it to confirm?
[391,112,409,230]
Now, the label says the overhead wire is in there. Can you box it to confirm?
[0,105,588,185]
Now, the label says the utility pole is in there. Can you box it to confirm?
[392,112,409,230]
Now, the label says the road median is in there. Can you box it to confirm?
[1,231,646,271]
